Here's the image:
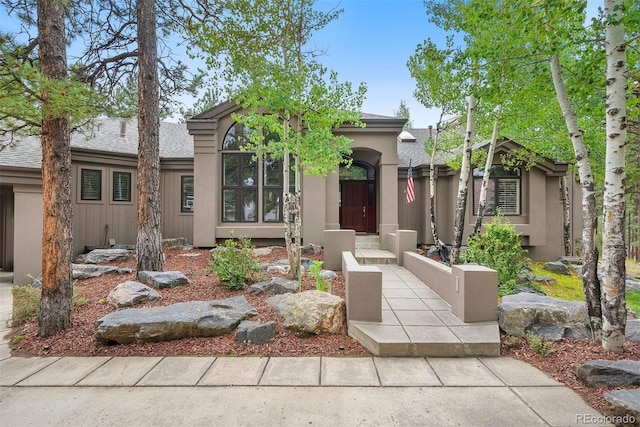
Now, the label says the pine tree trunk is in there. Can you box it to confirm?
[136,0,163,275]
[560,176,572,256]
[602,0,627,353]
[37,0,74,337]
[450,75,477,265]
[472,112,500,237]
[550,53,602,343]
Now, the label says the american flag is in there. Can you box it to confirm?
[406,159,415,204]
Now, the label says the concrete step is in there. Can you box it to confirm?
[354,249,396,265]
[355,235,381,250]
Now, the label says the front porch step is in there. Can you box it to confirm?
[355,235,381,250]
[354,249,396,265]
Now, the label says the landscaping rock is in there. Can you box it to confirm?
[177,253,202,258]
[320,270,337,281]
[301,243,322,255]
[76,248,130,264]
[94,296,257,344]
[162,237,188,250]
[252,247,273,257]
[248,277,298,295]
[498,293,591,340]
[627,278,640,292]
[107,281,162,308]
[557,256,583,266]
[573,360,640,387]
[266,290,346,335]
[266,265,290,275]
[72,263,131,280]
[138,271,190,289]
[237,320,277,344]
[531,275,556,287]
[275,257,313,270]
[604,389,640,423]
[543,261,570,275]
[627,319,640,342]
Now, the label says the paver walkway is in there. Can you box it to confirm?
[0,280,611,426]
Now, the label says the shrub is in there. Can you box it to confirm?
[309,260,330,293]
[525,332,555,356]
[461,215,530,296]
[208,234,260,290]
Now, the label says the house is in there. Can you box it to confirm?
[0,102,579,284]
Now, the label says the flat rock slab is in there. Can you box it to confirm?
[573,359,640,387]
[248,277,298,295]
[76,249,130,264]
[72,264,132,280]
[94,296,257,344]
[138,271,190,289]
[543,261,570,275]
[237,320,277,344]
[604,389,640,421]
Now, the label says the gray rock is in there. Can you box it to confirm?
[162,238,188,250]
[569,264,583,276]
[107,281,162,308]
[266,265,290,275]
[301,243,322,255]
[514,286,546,296]
[320,270,338,281]
[237,320,277,344]
[604,389,640,422]
[252,247,273,257]
[557,256,583,266]
[275,258,313,270]
[498,293,591,340]
[573,360,640,387]
[177,253,202,258]
[248,277,298,295]
[627,278,640,292]
[72,263,131,280]
[267,290,346,335]
[95,296,257,344]
[543,261,570,275]
[138,271,190,289]
[627,319,640,342]
[77,248,130,264]
[532,275,556,286]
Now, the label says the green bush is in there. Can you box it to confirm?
[461,215,530,296]
[209,234,260,290]
[525,332,555,356]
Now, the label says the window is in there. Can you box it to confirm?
[473,166,521,215]
[81,169,102,201]
[221,122,288,222]
[112,171,132,202]
[181,176,194,212]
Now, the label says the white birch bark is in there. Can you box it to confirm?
[560,175,572,256]
[549,53,602,343]
[429,117,444,258]
[472,107,501,237]
[601,0,627,353]
[450,74,477,265]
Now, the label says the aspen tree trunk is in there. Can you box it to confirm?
[450,75,477,265]
[136,0,163,275]
[429,118,443,259]
[550,53,602,343]
[560,176,572,256]
[601,0,627,353]
[472,109,501,237]
[37,0,74,336]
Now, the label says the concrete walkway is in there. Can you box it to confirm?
[0,283,611,427]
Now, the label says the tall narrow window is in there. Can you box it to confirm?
[473,166,521,215]
[81,169,102,201]
[181,176,194,212]
[112,171,131,202]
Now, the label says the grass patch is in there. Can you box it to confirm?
[11,285,89,327]
[627,291,640,316]
[531,262,583,301]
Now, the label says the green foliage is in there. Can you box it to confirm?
[627,291,640,316]
[530,262,584,301]
[394,100,413,128]
[11,285,87,326]
[309,260,330,293]
[208,234,260,290]
[461,215,530,296]
[525,332,555,356]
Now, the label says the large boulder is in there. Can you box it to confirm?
[627,319,640,342]
[72,264,132,280]
[162,237,188,250]
[76,248,130,264]
[94,296,257,344]
[300,243,322,255]
[248,277,298,295]
[138,271,190,289]
[267,290,346,335]
[107,281,162,308]
[498,293,591,340]
[543,261,570,275]
[573,360,640,387]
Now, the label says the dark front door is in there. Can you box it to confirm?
[340,180,376,233]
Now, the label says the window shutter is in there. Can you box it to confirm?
[498,179,519,214]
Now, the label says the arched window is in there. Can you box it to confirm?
[221,122,288,222]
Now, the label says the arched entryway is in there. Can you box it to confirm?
[339,162,376,233]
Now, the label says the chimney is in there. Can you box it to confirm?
[428,125,433,139]
[119,119,126,138]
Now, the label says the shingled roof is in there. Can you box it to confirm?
[0,118,193,169]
